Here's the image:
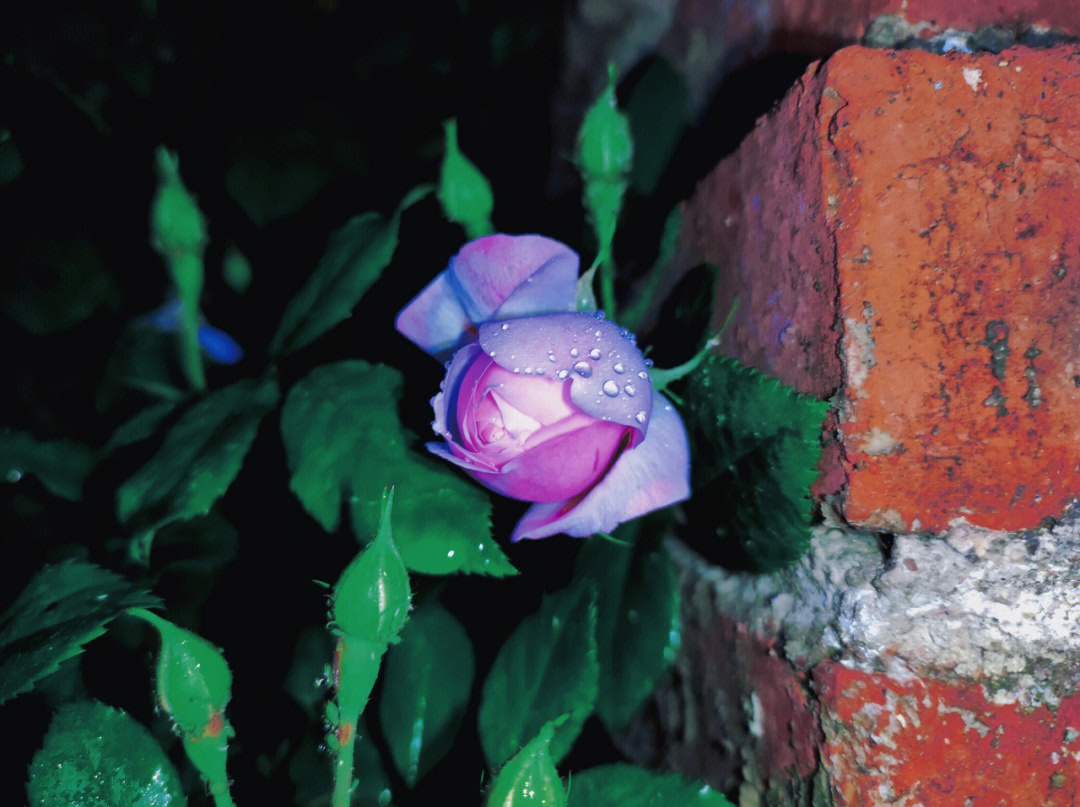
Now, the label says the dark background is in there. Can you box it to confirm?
[0,2,813,803]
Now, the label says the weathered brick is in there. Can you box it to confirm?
[674,44,1080,532]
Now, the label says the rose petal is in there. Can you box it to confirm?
[510,390,690,540]
[394,270,472,358]
[473,361,578,427]
[432,343,486,444]
[478,313,651,444]
[450,234,578,323]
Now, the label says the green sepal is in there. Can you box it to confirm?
[332,489,412,644]
[576,64,632,180]
[128,609,232,737]
[437,118,495,239]
[485,719,567,807]
[150,147,207,261]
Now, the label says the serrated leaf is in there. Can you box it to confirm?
[379,601,474,786]
[0,560,160,705]
[269,185,431,357]
[281,360,514,577]
[1,428,95,501]
[116,376,278,560]
[566,764,733,807]
[26,700,187,807]
[574,521,681,732]
[625,58,689,196]
[686,354,829,571]
[485,720,566,807]
[478,585,598,769]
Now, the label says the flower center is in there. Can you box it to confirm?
[475,388,542,447]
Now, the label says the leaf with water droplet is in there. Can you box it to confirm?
[565,763,732,807]
[571,518,680,733]
[281,360,515,577]
[26,700,188,807]
[379,600,474,787]
[269,184,431,357]
[0,428,95,501]
[0,560,160,705]
[478,584,598,769]
[116,376,279,562]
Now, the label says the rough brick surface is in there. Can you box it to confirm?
[620,515,1080,805]
[672,44,1080,533]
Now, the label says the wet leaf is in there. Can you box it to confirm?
[478,585,597,769]
[116,376,279,561]
[574,521,681,732]
[26,700,187,807]
[0,560,160,705]
[269,185,431,357]
[1,428,95,501]
[281,360,514,577]
[379,601,474,786]
[484,720,566,807]
[284,626,335,720]
[566,764,733,807]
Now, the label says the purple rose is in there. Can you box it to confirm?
[396,234,690,540]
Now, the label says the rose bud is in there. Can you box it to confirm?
[396,234,690,540]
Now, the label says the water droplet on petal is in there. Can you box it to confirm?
[595,330,602,337]
[624,384,636,396]
[444,360,451,369]
[635,411,647,424]
[613,362,625,374]
[589,348,602,360]
[645,358,654,367]
[501,323,510,330]
[602,380,619,396]
[638,371,648,379]
[573,361,592,377]
[570,348,579,358]
[548,353,557,362]
[489,351,497,357]
[513,367,520,373]
[536,367,544,375]
[557,369,570,380]
[524,367,533,374]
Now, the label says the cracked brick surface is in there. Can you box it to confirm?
[673,44,1080,532]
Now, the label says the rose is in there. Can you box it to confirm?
[397,234,690,540]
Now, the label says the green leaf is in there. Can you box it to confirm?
[149,513,239,627]
[686,354,829,571]
[574,521,681,733]
[4,236,119,334]
[284,626,334,720]
[281,360,515,577]
[26,700,187,807]
[484,720,566,807]
[222,243,253,293]
[566,764,733,807]
[116,376,279,561]
[625,58,689,196]
[226,129,331,226]
[269,185,431,357]
[478,585,598,769]
[0,560,160,705]
[1,428,95,501]
[100,401,177,456]
[379,601,474,786]
[437,118,494,239]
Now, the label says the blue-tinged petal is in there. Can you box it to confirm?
[449,234,578,324]
[477,313,650,445]
[197,324,244,364]
[395,269,472,358]
[510,390,690,540]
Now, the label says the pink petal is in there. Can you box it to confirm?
[431,343,486,444]
[451,234,578,323]
[395,270,472,357]
[510,391,690,540]
[477,313,651,445]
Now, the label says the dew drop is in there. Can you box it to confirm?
[645,358,655,367]
[624,384,636,397]
[635,411,647,424]
[548,353,557,362]
[7,469,23,483]
[570,348,579,358]
[444,360,451,370]
[573,361,592,377]
[501,323,510,330]
[513,367,520,373]
[489,351,496,357]
[524,367,533,374]
[613,362,625,374]
[602,380,619,396]
[589,348,602,360]
[557,369,570,380]
[536,367,544,375]
[638,371,648,379]
[595,330,602,337]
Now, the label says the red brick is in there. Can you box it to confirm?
[674,44,1080,532]
[816,663,1080,806]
